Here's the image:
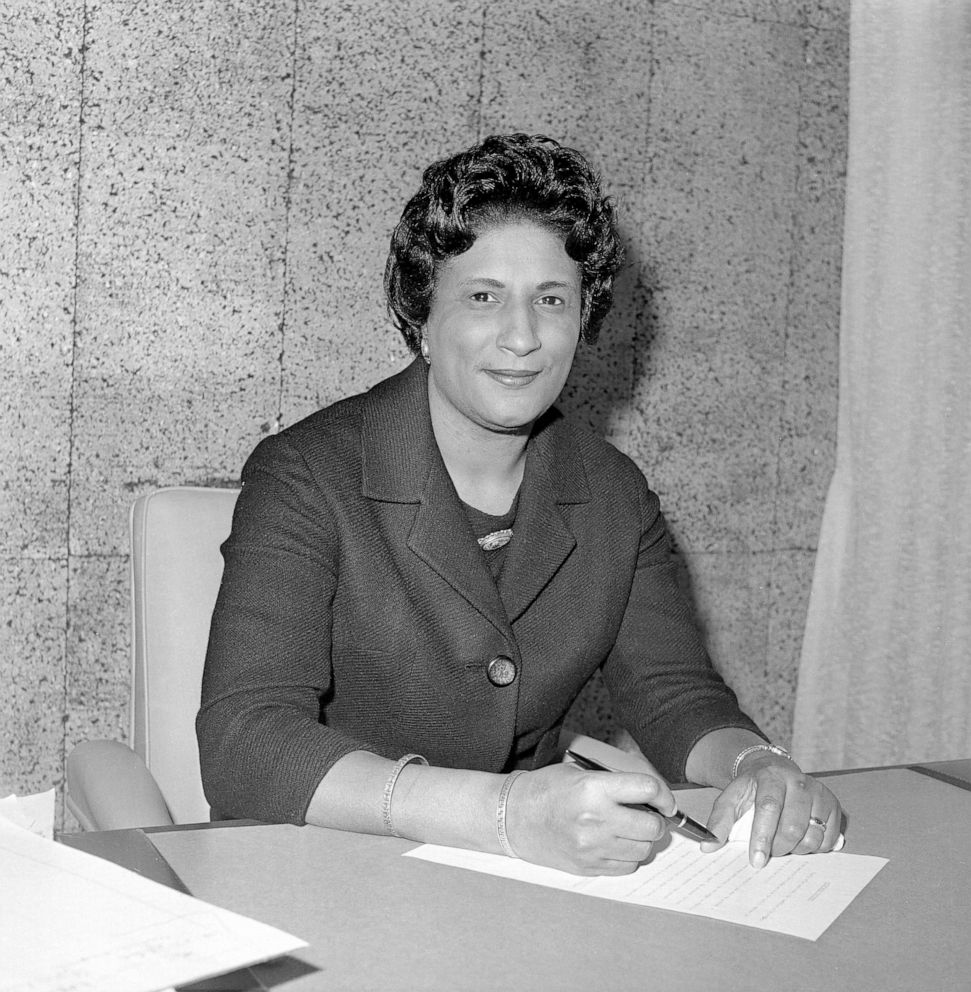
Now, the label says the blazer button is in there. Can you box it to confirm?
[486,655,517,687]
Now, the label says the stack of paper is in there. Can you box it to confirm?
[0,788,55,838]
[0,816,305,992]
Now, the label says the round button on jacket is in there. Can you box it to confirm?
[486,655,517,687]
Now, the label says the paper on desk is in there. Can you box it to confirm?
[0,788,55,839]
[405,792,886,941]
[0,817,306,992]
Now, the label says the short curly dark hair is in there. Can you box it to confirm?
[384,133,625,353]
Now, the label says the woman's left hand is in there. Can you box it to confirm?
[702,752,843,868]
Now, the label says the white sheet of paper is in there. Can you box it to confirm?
[0,817,306,992]
[405,795,886,941]
[0,788,55,839]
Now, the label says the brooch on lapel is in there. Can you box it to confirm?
[477,529,513,551]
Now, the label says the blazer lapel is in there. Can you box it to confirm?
[361,359,510,636]
[408,459,510,635]
[499,410,591,624]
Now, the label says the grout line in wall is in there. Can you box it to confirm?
[626,1,658,455]
[474,5,488,142]
[682,548,819,557]
[60,0,91,816]
[274,0,302,434]
[0,552,126,564]
[662,0,814,30]
[768,24,812,552]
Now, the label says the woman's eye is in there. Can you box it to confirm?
[537,295,564,307]
[470,291,497,303]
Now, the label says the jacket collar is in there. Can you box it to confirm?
[361,358,590,505]
[361,358,591,627]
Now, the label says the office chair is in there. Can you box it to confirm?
[65,486,240,830]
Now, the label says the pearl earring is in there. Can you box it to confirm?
[420,339,430,364]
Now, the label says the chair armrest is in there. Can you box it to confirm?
[66,740,174,831]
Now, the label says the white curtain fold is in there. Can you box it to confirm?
[793,0,971,769]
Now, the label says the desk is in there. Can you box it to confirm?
[63,762,971,992]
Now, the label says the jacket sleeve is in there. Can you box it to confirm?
[601,477,765,784]
[196,432,375,824]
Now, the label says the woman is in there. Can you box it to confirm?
[198,133,842,876]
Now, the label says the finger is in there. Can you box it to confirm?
[614,806,668,844]
[603,836,658,863]
[600,772,676,817]
[749,785,788,869]
[702,784,750,852]
[797,795,844,854]
[791,814,828,855]
[699,816,732,853]
[792,795,845,854]
[818,807,844,852]
[768,776,816,858]
[703,809,735,848]
[583,855,649,875]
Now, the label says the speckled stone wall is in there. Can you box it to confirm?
[1,0,848,818]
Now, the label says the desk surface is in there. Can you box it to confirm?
[65,762,971,992]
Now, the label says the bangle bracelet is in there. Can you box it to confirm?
[496,770,524,858]
[382,753,427,837]
[731,743,793,780]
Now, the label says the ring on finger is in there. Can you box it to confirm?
[808,816,827,830]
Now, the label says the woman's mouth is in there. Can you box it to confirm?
[484,369,540,387]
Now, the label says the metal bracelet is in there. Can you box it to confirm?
[381,752,428,837]
[731,743,793,780]
[496,770,525,858]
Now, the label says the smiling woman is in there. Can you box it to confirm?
[197,134,843,877]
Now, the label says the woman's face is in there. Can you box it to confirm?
[422,220,582,441]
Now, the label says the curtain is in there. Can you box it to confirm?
[792,0,971,769]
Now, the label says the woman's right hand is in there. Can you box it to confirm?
[502,762,676,875]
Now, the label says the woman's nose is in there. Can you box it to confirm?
[498,304,540,355]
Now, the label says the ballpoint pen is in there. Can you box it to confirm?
[565,749,720,843]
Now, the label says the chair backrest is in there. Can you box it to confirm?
[130,486,239,824]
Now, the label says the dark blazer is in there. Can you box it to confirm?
[198,359,760,823]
